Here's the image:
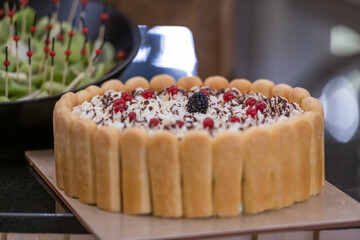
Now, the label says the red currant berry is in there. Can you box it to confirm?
[223,91,234,102]
[13,35,20,42]
[30,26,37,33]
[128,112,136,121]
[0,9,4,17]
[245,97,257,107]
[176,120,184,128]
[80,48,86,55]
[21,0,29,5]
[203,118,214,129]
[95,49,102,55]
[114,99,126,113]
[57,34,64,41]
[167,85,178,96]
[65,49,71,56]
[200,89,209,96]
[3,60,10,66]
[81,0,88,5]
[82,27,88,35]
[8,10,15,18]
[117,51,126,59]
[230,116,240,123]
[45,24,52,31]
[255,101,267,113]
[101,13,109,21]
[142,89,153,99]
[44,39,50,45]
[121,92,132,102]
[149,118,159,127]
[53,0,60,3]
[44,46,49,53]
[68,31,74,37]
[49,51,56,57]
[246,108,257,118]
[26,51,33,57]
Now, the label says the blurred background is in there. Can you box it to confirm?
[107,0,360,200]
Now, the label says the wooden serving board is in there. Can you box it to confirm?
[26,149,360,240]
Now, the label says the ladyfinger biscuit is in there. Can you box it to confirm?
[76,90,93,103]
[203,76,229,90]
[229,79,251,94]
[301,97,324,119]
[301,97,325,186]
[150,74,176,91]
[85,85,103,96]
[289,87,310,105]
[93,126,121,212]
[272,84,293,101]
[60,92,78,106]
[101,79,125,92]
[177,76,202,90]
[213,132,243,217]
[72,118,98,204]
[53,93,77,190]
[251,79,275,97]
[180,131,212,218]
[148,131,182,217]
[61,111,79,197]
[270,121,295,209]
[242,127,272,214]
[125,76,149,92]
[304,112,323,196]
[53,101,64,189]
[121,128,151,214]
[291,115,311,202]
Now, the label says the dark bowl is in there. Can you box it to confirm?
[0,0,140,153]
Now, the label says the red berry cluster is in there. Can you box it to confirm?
[203,118,214,129]
[30,26,37,34]
[101,12,109,21]
[3,60,10,66]
[46,24,52,31]
[142,89,153,99]
[200,89,209,96]
[176,120,184,128]
[8,10,15,18]
[128,112,136,121]
[113,92,133,113]
[149,118,159,127]
[223,91,234,102]
[13,35,20,42]
[82,27,88,35]
[167,85,178,96]
[21,0,29,6]
[244,97,267,118]
[117,51,126,60]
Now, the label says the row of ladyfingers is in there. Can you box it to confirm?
[53,75,324,218]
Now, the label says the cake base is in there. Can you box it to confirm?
[26,149,360,240]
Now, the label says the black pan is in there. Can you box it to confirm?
[0,0,140,154]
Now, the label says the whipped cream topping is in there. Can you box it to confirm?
[72,86,303,137]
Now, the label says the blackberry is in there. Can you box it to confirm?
[186,92,208,114]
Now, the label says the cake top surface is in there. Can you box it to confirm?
[72,86,303,137]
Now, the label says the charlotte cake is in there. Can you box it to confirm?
[53,74,324,218]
